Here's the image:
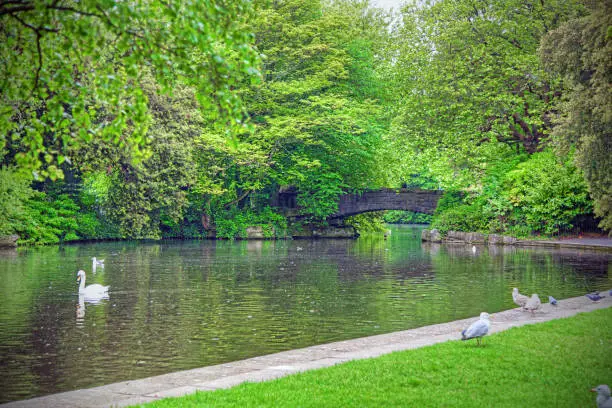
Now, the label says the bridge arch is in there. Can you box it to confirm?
[274,188,443,219]
[330,189,443,218]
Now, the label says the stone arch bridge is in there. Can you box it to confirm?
[275,188,443,219]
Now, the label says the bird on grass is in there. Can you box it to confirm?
[524,294,541,314]
[586,293,605,302]
[461,312,491,346]
[512,288,529,308]
[548,296,558,306]
[591,385,612,408]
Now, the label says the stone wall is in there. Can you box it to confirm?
[0,235,19,248]
[291,225,358,239]
[421,229,517,245]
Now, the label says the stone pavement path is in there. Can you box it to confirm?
[516,237,612,250]
[3,291,611,408]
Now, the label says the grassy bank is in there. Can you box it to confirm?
[133,308,611,407]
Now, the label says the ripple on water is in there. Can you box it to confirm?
[0,226,610,403]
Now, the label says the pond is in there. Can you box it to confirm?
[0,225,610,403]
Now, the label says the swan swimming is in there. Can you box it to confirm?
[76,270,109,298]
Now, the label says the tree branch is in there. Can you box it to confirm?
[224,189,254,209]
[8,13,47,93]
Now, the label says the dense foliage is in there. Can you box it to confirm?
[382,211,432,225]
[431,150,592,237]
[388,0,605,236]
[1,0,260,179]
[539,0,612,231]
[0,0,608,244]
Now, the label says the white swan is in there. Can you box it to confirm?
[77,270,109,298]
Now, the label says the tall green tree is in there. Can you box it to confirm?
[233,0,394,219]
[72,77,202,239]
[388,0,584,189]
[539,0,612,232]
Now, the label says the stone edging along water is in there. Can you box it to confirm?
[3,292,611,408]
[421,229,612,252]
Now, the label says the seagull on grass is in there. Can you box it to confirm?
[461,312,491,346]
[591,385,612,408]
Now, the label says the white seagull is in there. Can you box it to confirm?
[592,385,612,408]
[512,288,529,308]
[524,294,541,314]
[461,312,491,346]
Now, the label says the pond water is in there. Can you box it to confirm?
[0,225,610,403]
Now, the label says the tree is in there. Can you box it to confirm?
[539,0,612,232]
[71,76,202,239]
[388,0,584,189]
[233,0,394,219]
[0,0,260,179]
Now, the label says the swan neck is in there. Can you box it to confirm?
[79,274,86,291]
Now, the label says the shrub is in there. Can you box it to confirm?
[18,192,79,245]
[213,206,288,240]
[431,200,489,234]
[0,167,33,236]
[501,150,592,235]
[382,211,432,224]
[346,212,387,232]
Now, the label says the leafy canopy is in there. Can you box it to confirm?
[0,0,260,179]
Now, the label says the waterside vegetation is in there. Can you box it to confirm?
[1,0,610,245]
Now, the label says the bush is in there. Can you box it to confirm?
[213,206,288,240]
[431,200,489,234]
[0,167,33,236]
[383,211,432,224]
[346,212,387,233]
[17,192,79,245]
[501,150,592,235]
[430,150,593,237]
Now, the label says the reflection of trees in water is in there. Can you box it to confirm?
[421,243,611,306]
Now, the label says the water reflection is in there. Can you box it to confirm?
[76,293,110,326]
[0,226,610,403]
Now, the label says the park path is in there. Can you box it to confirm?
[3,291,611,408]
[517,236,612,250]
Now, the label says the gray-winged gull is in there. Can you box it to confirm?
[512,288,529,308]
[461,312,491,346]
[592,385,612,408]
[524,294,541,314]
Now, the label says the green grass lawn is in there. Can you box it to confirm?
[133,308,612,407]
